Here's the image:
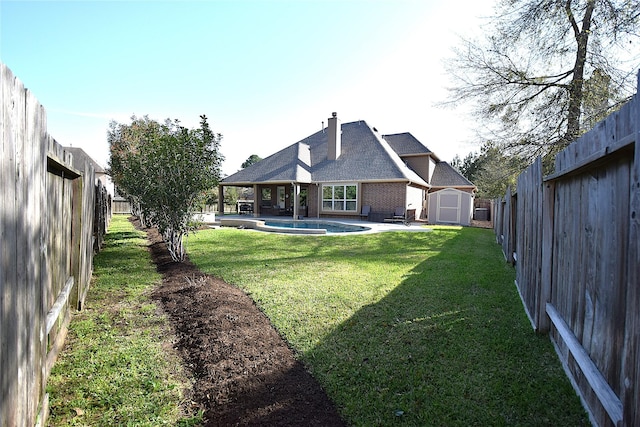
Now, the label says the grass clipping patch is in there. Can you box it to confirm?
[47,215,200,426]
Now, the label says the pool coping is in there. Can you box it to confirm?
[198,215,433,235]
[219,218,329,234]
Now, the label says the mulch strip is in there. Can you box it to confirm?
[137,220,346,426]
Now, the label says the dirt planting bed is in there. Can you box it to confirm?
[140,221,346,426]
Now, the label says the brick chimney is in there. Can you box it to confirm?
[327,112,341,160]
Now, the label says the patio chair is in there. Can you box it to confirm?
[392,206,405,222]
[393,206,411,225]
[360,205,371,220]
[239,203,253,215]
[384,207,408,225]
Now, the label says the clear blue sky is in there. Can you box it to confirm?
[1,0,495,175]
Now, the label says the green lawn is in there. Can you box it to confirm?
[187,226,589,426]
[47,216,201,426]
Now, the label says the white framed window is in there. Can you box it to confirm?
[322,184,358,212]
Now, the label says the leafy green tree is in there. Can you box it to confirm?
[451,152,482,182]
[108,116,162,220]
[454,142,528,199]
[201,187,219,208]
[583,68,620,129]
[241,154,262,169]
[108,115,223,261]
[446,0,639,163]
[223,186,239,212]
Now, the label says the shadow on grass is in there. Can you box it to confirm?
[305,227,589,427]
[187,227,589,426]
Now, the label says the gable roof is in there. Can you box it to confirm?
[382,132,438,160]
[224,142,310,184]
[64,146,105,173]
[223,120,429,187]
[430,161,475,188]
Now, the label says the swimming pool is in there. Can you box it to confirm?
[264,219,370,233]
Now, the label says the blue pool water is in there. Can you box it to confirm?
[264,220,369,233]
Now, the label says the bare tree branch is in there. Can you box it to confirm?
[443,0,640,162]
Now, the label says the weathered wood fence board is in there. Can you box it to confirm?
[622,84,640,427]
[93,180,111,253]
[1,62,110,425]
[496,75,640,426]
[493,196,503,243]
[514,157,543,329]
[1,60,47,426]
[493,187,516,264]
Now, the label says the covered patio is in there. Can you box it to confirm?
[218,182,309,219]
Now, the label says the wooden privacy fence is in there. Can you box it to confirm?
[1,62,110,425]
[494,79,640,426]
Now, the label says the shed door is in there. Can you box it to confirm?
[436,191,461,224]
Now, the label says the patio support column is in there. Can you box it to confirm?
[292,183,300,219]
[316,184,321,218]
[218,185,224,216]
[253,184,259,217]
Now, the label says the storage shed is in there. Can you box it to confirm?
[428,188,474,226]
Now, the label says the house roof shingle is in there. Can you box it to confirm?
[222,118,476,191]
[430,161,475,188]
[382,132,437,159]
[223,120,429,187]
[64,146,105,174]
[224,143,305,184]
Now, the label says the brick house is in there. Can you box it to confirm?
[219,113,476,225]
